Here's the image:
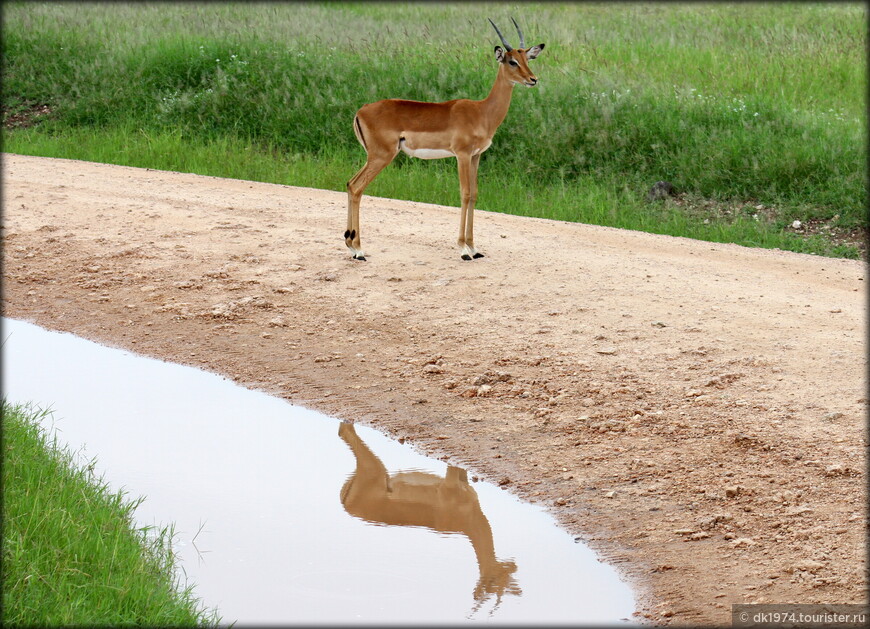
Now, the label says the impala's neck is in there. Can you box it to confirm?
[481,64,516,133]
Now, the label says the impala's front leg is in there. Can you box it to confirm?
[457,153,484,261]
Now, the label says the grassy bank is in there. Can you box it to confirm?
[2,2,865,257]
[1,401,218,627]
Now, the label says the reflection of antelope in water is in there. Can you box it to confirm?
[338,422,521,614]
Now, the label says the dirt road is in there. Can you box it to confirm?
[3,153,866,624]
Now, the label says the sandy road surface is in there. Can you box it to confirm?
[2,153,867,624]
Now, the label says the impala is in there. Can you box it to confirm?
[345,18,545,261]
[338,422,521,611]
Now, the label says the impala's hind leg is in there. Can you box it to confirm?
[346,153,396,261]
[345,114,398,261]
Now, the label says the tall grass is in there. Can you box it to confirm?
[2,2,865,256]
[1,401,219,627]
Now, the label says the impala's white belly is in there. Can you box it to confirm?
[399,143,454,160]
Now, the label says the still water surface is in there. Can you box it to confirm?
[2,318,636,625]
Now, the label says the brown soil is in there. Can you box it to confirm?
[3,153,867,625]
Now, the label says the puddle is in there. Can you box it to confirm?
[2,317,636,625]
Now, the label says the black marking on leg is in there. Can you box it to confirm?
[344,230,351,239]
[350,229,356,240]
[473,252,485,259]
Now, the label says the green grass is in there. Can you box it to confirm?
[1,2,866,258]
[1,401,219,627]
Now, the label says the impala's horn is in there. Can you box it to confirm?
[511,17,525,49]
[488,18,513,51]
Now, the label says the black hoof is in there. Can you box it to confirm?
[353,255,366,262]
[461,254,472,261]
[473,252,485,259]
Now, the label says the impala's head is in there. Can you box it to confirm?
[489,17,545,87]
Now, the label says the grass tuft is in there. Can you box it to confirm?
[1,400,219,627]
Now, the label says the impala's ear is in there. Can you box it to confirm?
[526,43,545,60]
[494,46,507,63]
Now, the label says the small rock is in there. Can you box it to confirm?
[314,355,332,363]
[725,486,741,498]
[596,347,617,355]
[477,384,493,397]
[824,463,854,476]
[651,321,667,328]
[652,564,675,572]
[823,412,844,422]
[785,506,814,516]
[790,559,825,574]
[498,477,511,486]
[422,364,444,374]
[791,220,802,229]
[472,374,491,386]
[731,537,755,548]
[555,497,568,506]
[646,181,675,201]
[604,491,616,498]
[268,316,287,327]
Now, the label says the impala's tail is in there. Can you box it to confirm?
[353,114,367,152]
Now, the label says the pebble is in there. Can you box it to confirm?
[790,559,825,574]
[731,537,756,548]
[824,463,853,476]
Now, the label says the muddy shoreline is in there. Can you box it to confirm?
[3,154,866,624]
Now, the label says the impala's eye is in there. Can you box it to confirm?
[509,59,519,67]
